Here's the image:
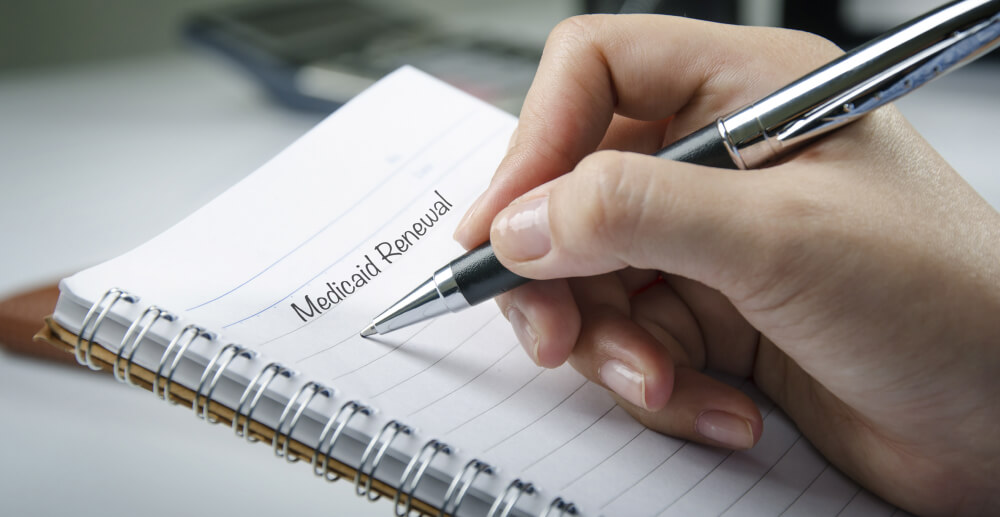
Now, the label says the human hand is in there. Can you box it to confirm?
[453,15,1000,515]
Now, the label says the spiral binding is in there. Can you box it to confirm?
[193,343,256,422]
[79,288,580,517]
[115,305,175,385]
[234,362,295,442]
[156,324,215,404]
[439,459,494,517]
[394,439,451,517]
[76,287,138,370]
[540,497,578,517]
[273,381,333,462]
[313,400,372,481]
[487,479,536,517]
[355,420,413,501]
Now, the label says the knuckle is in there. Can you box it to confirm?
[543,15,617,73]
[546,15,604,49]
[571,151,652,259]
[736,26,844,84]
[774,28,844,69]
[793,30,843,59]
[763,25,842,57]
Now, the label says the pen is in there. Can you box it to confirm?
[362,0,1000,338]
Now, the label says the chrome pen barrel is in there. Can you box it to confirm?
[720,0,1000,169]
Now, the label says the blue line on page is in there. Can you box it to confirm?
[184,109,479,312]
[220,122,508,329]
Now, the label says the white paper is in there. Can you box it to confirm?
[56,67,892,516]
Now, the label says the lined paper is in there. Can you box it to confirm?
[56,67,894,516]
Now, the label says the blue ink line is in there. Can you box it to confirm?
[221,122,509,329]
[184,109,480,312]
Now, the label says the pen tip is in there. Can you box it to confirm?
[360,324,377,338]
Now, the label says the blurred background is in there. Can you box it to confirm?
[0,0,965,71]
[1,1,997,516]
[0,0,973,114]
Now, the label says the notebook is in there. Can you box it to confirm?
[42,67,898,517]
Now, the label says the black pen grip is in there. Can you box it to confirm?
[450,242,529,306]
[653,123,739,169]
[451,123,736,308]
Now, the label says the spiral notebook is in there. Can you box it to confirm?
[42,67,898,517]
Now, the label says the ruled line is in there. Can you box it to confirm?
[655,406,779,516]
[369,314,499,399]
[484,380,589,453]
[291,331,359,363]
[406,343,520,417]
[220,121,509,329]
[835,488,863,516]
[778,464,830,516]
[719,435,803,515]
[560,427,646,491]
[322,321,437,378]
[600,378,756,510]
[656,450,736,516]
[444,368,547,436]
[520,404,617,472]
[600,435,689,509]
[184,108,480,312]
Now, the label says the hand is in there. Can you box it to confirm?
[453,15,1000,515]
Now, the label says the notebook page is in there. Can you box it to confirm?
[57,67,891,516]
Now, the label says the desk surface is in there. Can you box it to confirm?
[1,38,998,517]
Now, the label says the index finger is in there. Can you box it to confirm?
[453,14,842,248]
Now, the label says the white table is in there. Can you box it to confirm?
[1,43,998,517]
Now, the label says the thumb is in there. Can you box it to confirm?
[489,150,773,293]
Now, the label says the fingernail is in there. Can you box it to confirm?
[493,196,551,261]
[453,191,486,244]
[506,307,538,363]
[696,410,755,449]
[599,359,646,409]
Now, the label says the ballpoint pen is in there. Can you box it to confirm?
[362,0,1000,338]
